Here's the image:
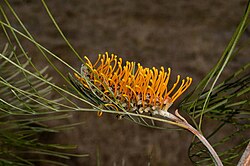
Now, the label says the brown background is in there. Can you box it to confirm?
[1,0,249,165]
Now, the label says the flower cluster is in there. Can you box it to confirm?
[73,52,192,116]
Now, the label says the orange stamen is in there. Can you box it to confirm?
[74,53,192,116]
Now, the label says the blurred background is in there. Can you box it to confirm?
[1,0,249,165]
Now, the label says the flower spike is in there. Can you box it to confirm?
[72,52,192,116]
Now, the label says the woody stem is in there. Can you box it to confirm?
[184,122,223,166]
[155,110,223,166]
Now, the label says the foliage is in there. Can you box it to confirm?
[0,46,87,165]
[180,1,250,164]
[0,0,249,165]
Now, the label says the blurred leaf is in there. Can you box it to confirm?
[0,45,87,165]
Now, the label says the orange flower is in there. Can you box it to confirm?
[73,52,192,116]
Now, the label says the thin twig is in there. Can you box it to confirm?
[154,109,223,166]
[185,122,223,166]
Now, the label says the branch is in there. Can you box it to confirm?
[153,110,223,166]
[238,141,250,166]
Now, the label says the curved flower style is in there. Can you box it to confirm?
[72,52,192,116]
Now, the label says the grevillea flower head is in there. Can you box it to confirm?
[71,52,192,116]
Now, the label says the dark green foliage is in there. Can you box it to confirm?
[180,1,250,164]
